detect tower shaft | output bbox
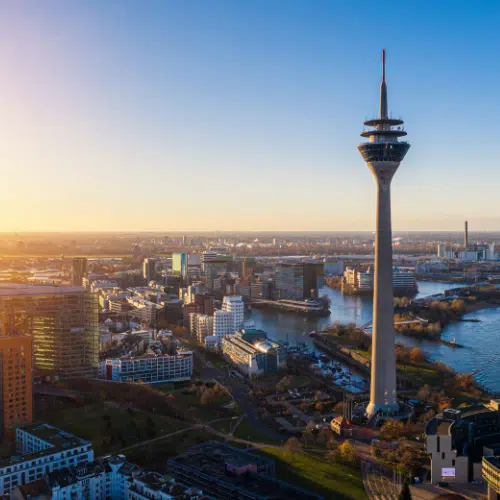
[357,50,410,419]
[366,164,398,416]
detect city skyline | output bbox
[1,1,500,231]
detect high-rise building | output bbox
[172,252,188,280]
[357,50,410,418]
[0,335,33,440]
[71,258,88,286]
[222,295,244,331]
[275,262,324,300]
[464,220,469,249]
[142,257,157,284]
[0,285,99,379]
[241,257,256,279]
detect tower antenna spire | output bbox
[382,48,386,82]
[380,49,388,120]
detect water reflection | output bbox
[247,281,500,393]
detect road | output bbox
[199,355,286,442]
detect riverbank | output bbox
[247,281,500,393]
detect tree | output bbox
[398,479,412,500]
[338,440,356,463]
[409,347,424,364]
[284,437,302,459]
[380,420,405,440]
[417,384,430,401]
[200,388,215,405]
[302,420,315,446]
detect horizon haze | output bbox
[1,1,499,231]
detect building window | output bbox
[442,452,445,460]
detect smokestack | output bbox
[464,221,468,249]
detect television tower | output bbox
[358,50,410,418]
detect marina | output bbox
[246,281,500,394]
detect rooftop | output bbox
[0,284,86,296]
[169,442,321,500]
[14,478,50,499]
[484,456,500,470]
[0,424,91,469]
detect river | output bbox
[246,281,500,393]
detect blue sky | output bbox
[0,1,499,231]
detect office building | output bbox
[241,257,256,279]
[168,442,321,500]
[70,258,88,286]
[193,294,214,314]
[213,310,235,343]
[323,259,344,277]
[127,297,164,324]
[343,266,417,295]
[357,50,410,418]
[221,295,244,331]
[275,262,324,300]
[425,403,500,484]
[221,329,286,377]
[102,351,193,384]
[250,280,271,300]
[0,285,99,379]
[172,252,188,280]
[0,335,33,440]
[189,313,214,344]
[142,258,157,284]
[0,423,93,497]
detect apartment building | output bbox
[0,424,93,496]
[102,351,193,384]
[0,335,33,440]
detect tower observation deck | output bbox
[358,50,410,170]
[358,50,411,419]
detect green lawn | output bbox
[125,429,217,470]
[259,448,367,500]
[233,418,283,445]
[40,404,186,456]
[353,348,444,388]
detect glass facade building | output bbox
[172,252,188,279]
[0,286,99,379]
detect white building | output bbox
[213,310,235,343]
[189,313,214,344]
[204,336,219,351]
[222,295,244,330]
[0,424,93,497]
[12,455,207,500]
[102,351,193,384]
[221,330,287,378]
[127,297,163,323]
